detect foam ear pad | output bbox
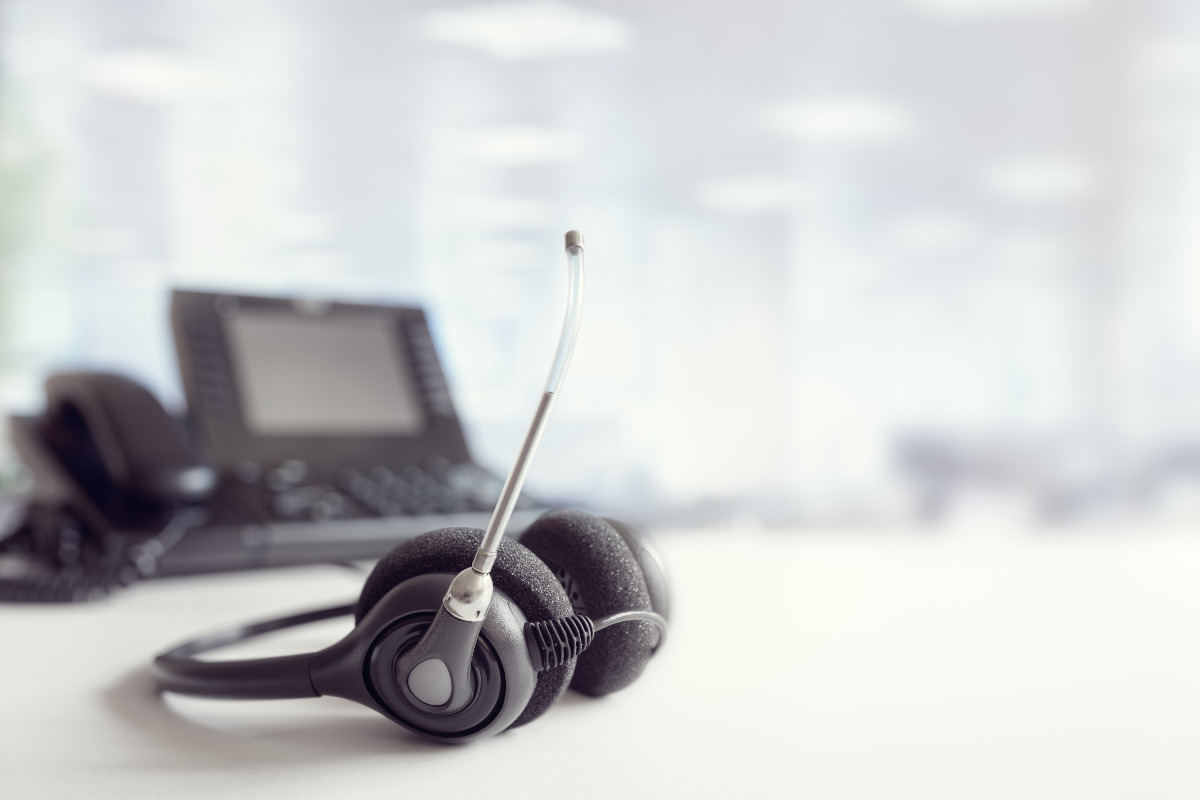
[604,517,670,622]
[519,510,657,697]
[356,527,574,728]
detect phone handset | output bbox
[1,372,215,602]
[43,373,216,507]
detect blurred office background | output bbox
[2,0,1200,528]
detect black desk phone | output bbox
[1,290,539,602]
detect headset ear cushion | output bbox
[520,510,657,697]
[604,517,670,622]
[355,527,575,728]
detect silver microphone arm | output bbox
[443,231,585,622]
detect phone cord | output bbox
[0,505,204,603]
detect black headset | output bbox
[152,232,671,743]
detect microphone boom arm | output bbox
[442,231,585,622]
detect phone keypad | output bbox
[234,459,525,522]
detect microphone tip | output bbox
[564,230,584,251]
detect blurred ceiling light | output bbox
[416,1,634,60]
[994,233,1074,271]
[884,212,977,253]
[450,196,553,228]
[768,98,916,144]
[440,124,582,166]
[82,48,224,102]
[1137,40,1200,78]
[980,157,1097,202]
[694,177,793,214]
[906,0,1090,18]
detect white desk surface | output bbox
[2,527,1199,799]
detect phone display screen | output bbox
[225,311,425,436]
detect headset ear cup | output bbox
[603,517,670,622]
[356,527,576,728]
[520,510,658,697]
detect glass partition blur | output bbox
[3,0,1199,528]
